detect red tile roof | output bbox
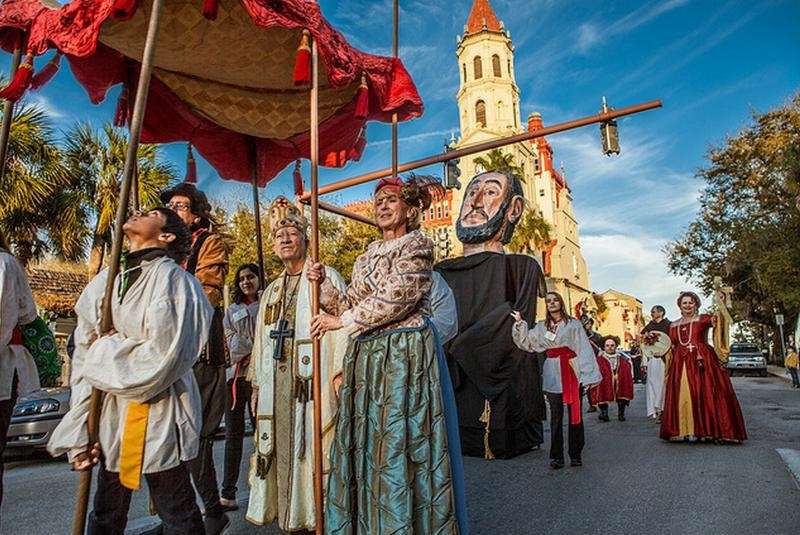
[466,0,502,34]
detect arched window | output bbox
[492,54,501,77]
[475,100,486,127]
[473,56,483,79]
[507,58,512,77]
[462,63,467,83]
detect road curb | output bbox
[767,365,791,383]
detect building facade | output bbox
[596,289,645,349]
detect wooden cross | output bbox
[270,318,294,360]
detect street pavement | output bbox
[3,375,799,534]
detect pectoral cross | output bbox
[270,318,294,361]
[687,342,696,352]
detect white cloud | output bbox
[26,93,66,120]
[576,23,600,53]
[582,232,704,320]
[367,128,456,147]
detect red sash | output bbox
[10,326,22,346]
[546,346,581,425]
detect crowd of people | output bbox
[0,169,758,534]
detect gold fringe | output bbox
[478,399,495,460]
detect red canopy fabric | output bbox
[0,0,424,186]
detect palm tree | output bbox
[507,210,552,254]
[0,104,89,264]
[63,123,177,273]
[473,148,525,181]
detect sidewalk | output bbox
[767,364,792,383]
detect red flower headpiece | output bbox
[374,174,445,211]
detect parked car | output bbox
[726,343,768,376]
[7,387,70,449]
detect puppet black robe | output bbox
[436,252,546,459]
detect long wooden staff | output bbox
[72,1,165,533]
[0,33,24,181]
[308,37,324,535]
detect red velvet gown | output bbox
[660,315,747,442]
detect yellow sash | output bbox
[119,401,150,490]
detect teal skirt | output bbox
[325,324,459,534]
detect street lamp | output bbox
[600,96,620,156]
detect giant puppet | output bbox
[436,170,547,459]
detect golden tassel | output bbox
[478,399,495,460]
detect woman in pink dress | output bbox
[660,291,747,443]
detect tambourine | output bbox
[641,331,671,359]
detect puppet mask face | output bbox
[456,171,521,245]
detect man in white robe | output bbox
[246,197,349,533]
[48,208,212,533]
[0,232,40,508]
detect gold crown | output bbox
[269,196,308,234]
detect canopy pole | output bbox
[300,99,662,200]
[300,198,378,228]
[309,38,325,535]
[0,37,24,181]
[131,165,140,212]
[251,151,266,288]
[72,1,165,534]
[391,0,399,178]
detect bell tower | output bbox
[456,0,521,140]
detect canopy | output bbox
[0,0,424,185]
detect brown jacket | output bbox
[193,232,228,308]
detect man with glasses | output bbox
[161,183,230,535]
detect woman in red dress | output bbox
[660,292,747,443]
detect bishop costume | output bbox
[246,199,349,532]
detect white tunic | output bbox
[430,271,458,344]
[512,318,601,394]
[47,257,212,474]
[223,300,260,381]
[0,249,39,401]
[645,356,665,417]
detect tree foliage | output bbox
[473,148,525,181]
[506,210,552,254]
[665,93,800,338]
[0,104,88,264]
[63,123,177,273]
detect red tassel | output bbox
[202,0,219,20]
[293,30,311,86]
[0,53,34,102]
[113,87,129,127]
[185,144,197,184]
[30,52,61,91]
[112,0,139,21]
[354,73,369,118]
[292,160,304,196]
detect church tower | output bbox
[449,0,540,239]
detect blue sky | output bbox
[7,0,800,317]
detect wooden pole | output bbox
[0,37,24,181]
[251,149,266,288]
[299,198,377,228]
[72,1,165,533]
[300,99,662,200]
[391,0,399,179]
[309,38,325,535]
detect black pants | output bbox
[188,360,227,516]
[546,390,584,463]
[599,400,629,412]
[632,357,642,382]
[88,462,203,535]
[789,368,800,387]
[221,376,254,500]
[0,374,18,508]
